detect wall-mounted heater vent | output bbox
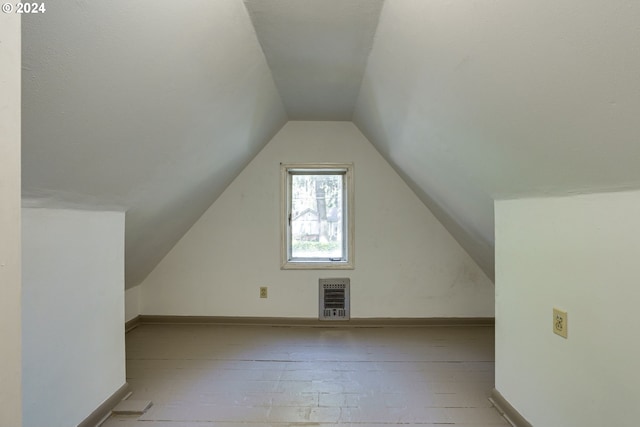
[319,278,350,320]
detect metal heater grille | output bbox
[319,278,350,320]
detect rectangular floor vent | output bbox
[319,278,350,321]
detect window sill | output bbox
[281,260,354,270]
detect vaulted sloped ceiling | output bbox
[244,0,384,120]
[22,1,288,287]
[22,0,640,287]
[354,0,640,279]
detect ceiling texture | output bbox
[22,0,640,287]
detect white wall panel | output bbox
[0,12,22,427]
[22,208,125,427]
[141,122,493,318]
[496,191,640,427]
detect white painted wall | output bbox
[125,286,141,322]
[22,208,126,427]
[495,191,640,427]
[141,122,493,318]
[0,12,22,427]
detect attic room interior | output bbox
[1,0,639,426]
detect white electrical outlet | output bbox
[553,308,568,338]
[259,287,268,298]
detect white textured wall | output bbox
[495,191,640,427]
[22,208,125,427]
[141,122,493,318]
[0,13,22,427]
[125,286,141,322]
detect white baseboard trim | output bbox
[125,315,141,333]
[77,382,130,427]
[490,388,533,427]
[135,315,495,327]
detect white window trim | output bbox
[280,162,354,270]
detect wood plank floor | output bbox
[103,323,508,426]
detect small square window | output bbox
[281,163,354,269]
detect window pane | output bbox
[291,174,343,259]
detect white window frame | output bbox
[280,163,354,270]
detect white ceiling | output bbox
[22,0,640,287]
[22,1,287,287]
[354,0,640,278]
[244,0,384,120]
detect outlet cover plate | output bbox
[553,308,568,338]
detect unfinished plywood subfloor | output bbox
[103,324,508,426]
